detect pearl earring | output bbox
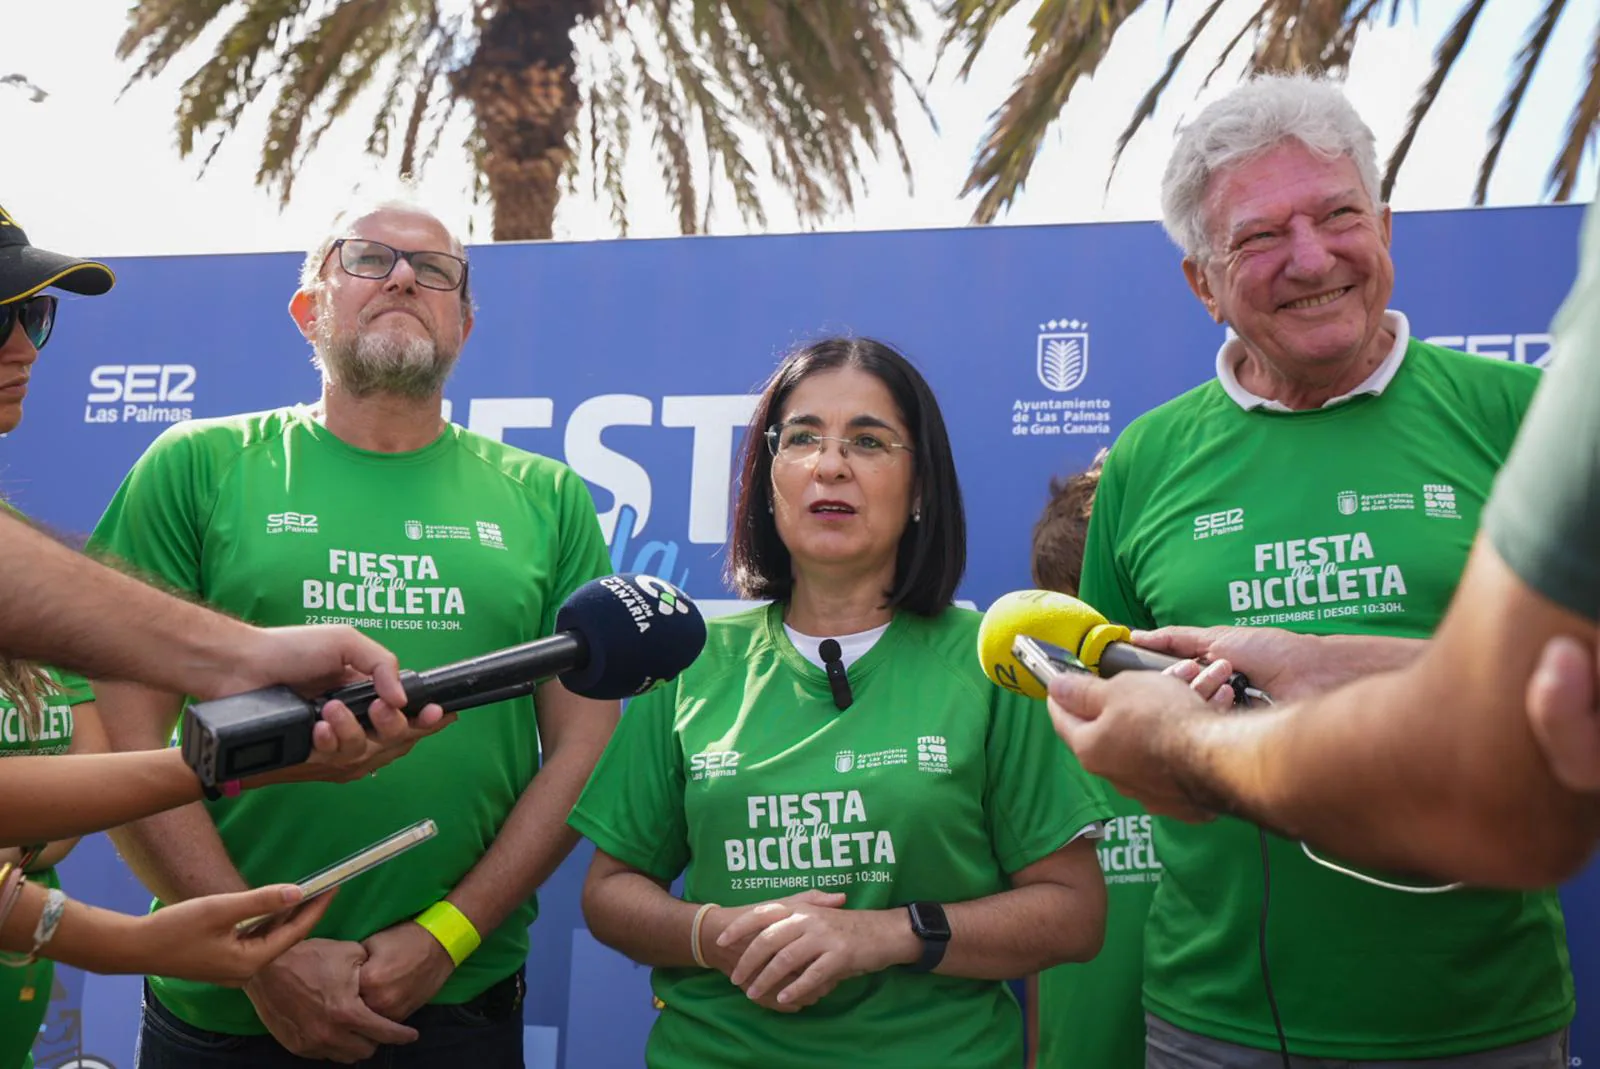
[912,507,922,523]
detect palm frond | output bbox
[1546,9,1600,200]
[1475,0,1570,203]
[254,0,417,202]
[1107,0,1229,188]
[1380,0,1489,201]
[633,47,699,235]
[935,0,1037,80]
[1324,0,1389,69]
[964,0,1143,224]
[1200,8,1267,92]
[620,0,916,231]
[117,0,250,86]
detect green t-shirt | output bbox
[0,669,91,1069]
[1080,339,1573,1059]
[1034,791,1157,1069]
[89,406,611,1035]
[1485,203,1600,623]
[568,603,1111,1069]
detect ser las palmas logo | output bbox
[1037,319,1090,392]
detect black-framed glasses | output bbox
[764,424,912,467]
[0,295,57,351]
[327,238,469,292]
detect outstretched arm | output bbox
[1051,536,1600,888]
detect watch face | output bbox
[909,901,951,940]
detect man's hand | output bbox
[358,920,457,1022]
[719,898,917,1011]
[1047,670,1223,821]
[295,699,455,784]
[244,938,419,1063]
[1526,635,1600,792]
[207,624,454,785]
[208,624,408,703]
[1133,625,1322,701]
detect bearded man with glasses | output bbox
[90,193,618,1068]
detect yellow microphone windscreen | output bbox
[976,589,1110,698]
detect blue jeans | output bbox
[134,970,525,1068]
[1145,1013,1570,1069]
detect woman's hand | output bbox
[716,896,918,1010]
[115,885,335,985]
[695,891,844,1011]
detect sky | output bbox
[1,0,1597,259]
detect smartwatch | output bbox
[904,901,951,972]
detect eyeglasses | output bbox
[327,238,469,292]
[765,424,912,467]
[0,295,57,351]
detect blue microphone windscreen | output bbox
[554,574,707,699]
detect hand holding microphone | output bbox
[972,589,1267,822]
[975,589,1267,706]
[182,573,707,789]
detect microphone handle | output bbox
[1099,640,1257,707]
[1097,642,1183,676]
[319,632,589,722]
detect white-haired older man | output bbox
[91,193,618,1068]
[1054,74,1571,1069]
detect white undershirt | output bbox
[784,622,890,669]
[783,621,1103,845]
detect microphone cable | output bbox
[1241,691,1294,1069]
[1257,825,1292,1069]
[1240,685,1462,1069]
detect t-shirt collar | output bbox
[1215,309,1411,412]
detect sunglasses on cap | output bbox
[0,295,56,351]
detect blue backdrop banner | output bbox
[2,204,1590,1068]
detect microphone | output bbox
[181,573,706,788]
[976,589,1260,703]
[818,639,853,711]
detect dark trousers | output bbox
[1145,1013,1570,1069]
[134,970,525,1068]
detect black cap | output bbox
[0,203,115,304]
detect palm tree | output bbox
[942,0,1598,222]
[118,1,921,240]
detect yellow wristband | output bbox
[414,901,481,967]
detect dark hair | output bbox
[1030,451,1106,597]
[725,336,966,615]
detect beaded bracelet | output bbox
[15,888,67,966]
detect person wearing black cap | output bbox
[0,207,453,1051]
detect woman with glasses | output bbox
[570,336,1111,1069]
[0,207,445,1057]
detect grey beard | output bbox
[314,328,459,399]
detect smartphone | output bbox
[1011,634,1089,690]
[235,818,438,934]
